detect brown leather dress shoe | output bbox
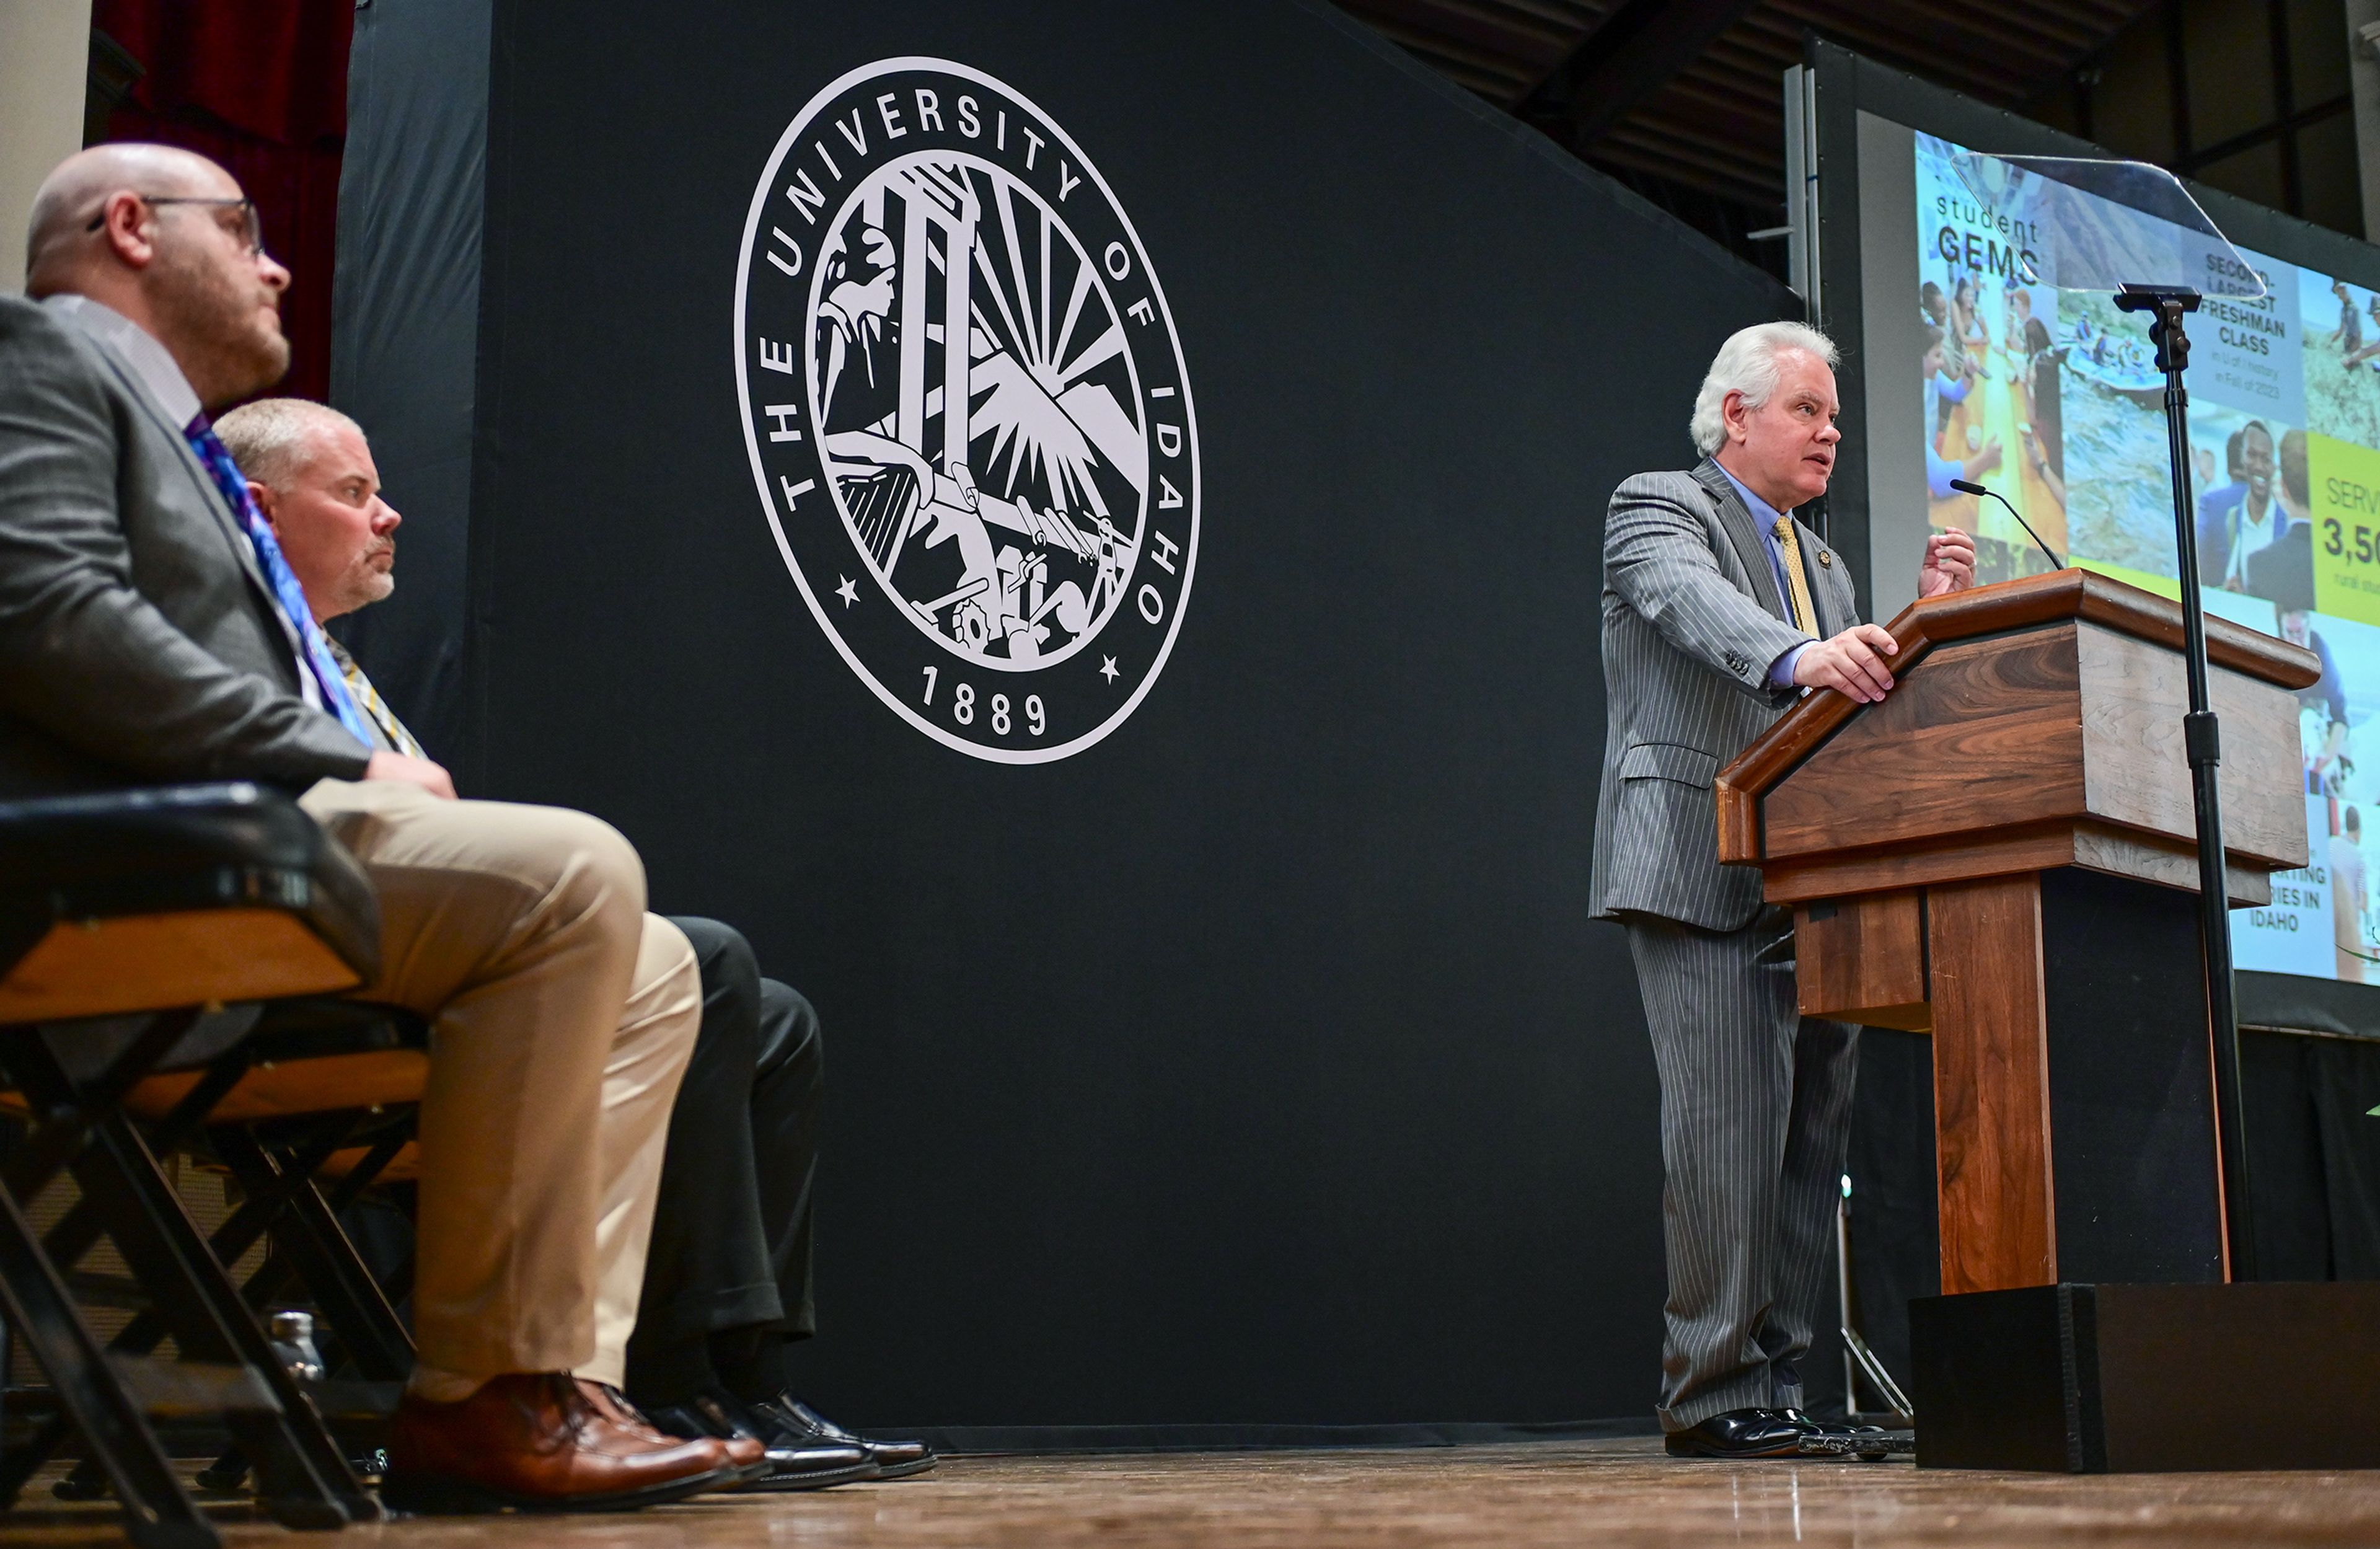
[382,1372,741,1513]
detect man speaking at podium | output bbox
[1592,322,1973,1458]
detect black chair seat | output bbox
[0,783,379,1025]
[127,999,430,1128]
[244,997,426,1062]
[0,785,388,1540]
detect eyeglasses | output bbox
[86,195,266,257]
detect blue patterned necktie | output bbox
[183,417,377,748]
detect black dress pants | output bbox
[624,916,822,1400]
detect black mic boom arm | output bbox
[1949,477,2066,571]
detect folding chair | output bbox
[0,782,386,1547]
[123,994,423,1382]
[42,998,431,1499]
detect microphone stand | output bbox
[2112,281,2257,1281]
[1949,479,2063,571]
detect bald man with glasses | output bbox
[86,192,264,250]
[0,143,746,1513]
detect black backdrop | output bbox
[337,0,1801,1433]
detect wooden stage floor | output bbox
[9,1439,2380,1547]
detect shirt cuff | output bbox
[1768,640,1810,690]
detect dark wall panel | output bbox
[456,0,1796,1428]
[329,0,490,764]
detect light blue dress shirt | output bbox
[1712,461,1815,689]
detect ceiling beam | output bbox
[1513,0,1768,149]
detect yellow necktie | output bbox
[1773,516,1819,638]
[325,638,427,758]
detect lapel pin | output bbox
[1818,550,1833,567]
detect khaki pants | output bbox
[299,779,701,1382]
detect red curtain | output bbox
[91,0,354,404]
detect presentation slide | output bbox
[1909,131,2376,985]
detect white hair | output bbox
[1688,322,1840,456]
[213,398,364,490]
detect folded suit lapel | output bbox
[89,345,280,606]
[1691,458,1791,625]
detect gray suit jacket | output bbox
[0,296,370,798]
[1590,458,1861,930]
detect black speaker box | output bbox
[1912,1281,2380,1472]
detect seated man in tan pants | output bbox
[0,144,744,1512]
[221,395,932,1492]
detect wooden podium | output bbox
[1717,567,2314,1294]
[1712,569,2380,1470]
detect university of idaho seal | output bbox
[734,58,1201,762]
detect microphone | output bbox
[1949,479,2066,571]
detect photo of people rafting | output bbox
[2303,272,2380,448]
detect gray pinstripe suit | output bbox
[1591,458,1862,1432]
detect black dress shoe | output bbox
[1666,1407,1858,1459]
[747,1391,937,1480]
[644,1387,877,1491]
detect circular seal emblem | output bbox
[734,58,1200,763]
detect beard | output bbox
[149,240,291,408]
[331,550,396,618]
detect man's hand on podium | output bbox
[1793,624,1902,704]
[1918,526,1977,598]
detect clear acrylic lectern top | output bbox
[1949,151,2264,298]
